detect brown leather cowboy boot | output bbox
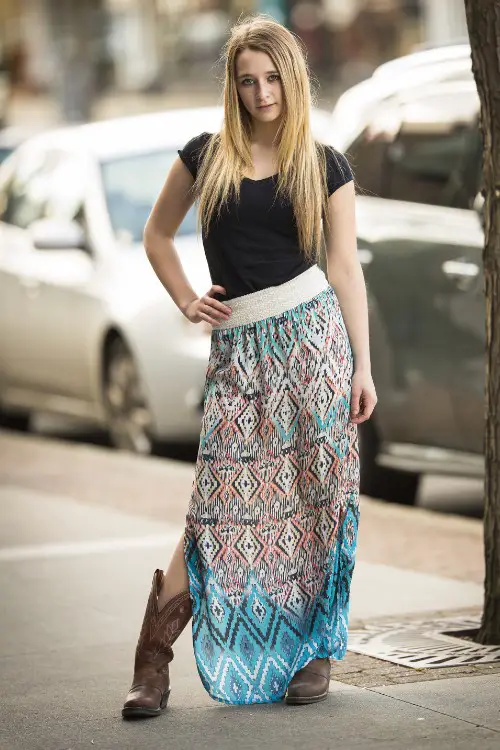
[285,658,331,705]
[122,569,192,718]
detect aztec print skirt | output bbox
[183,264,360,705]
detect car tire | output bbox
[103,337,156,455]
[359,420,420,506]
[0,408,31,432]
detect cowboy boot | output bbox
[122,569,192,718]
[285,658,331,705]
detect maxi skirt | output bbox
[183,264,360,705]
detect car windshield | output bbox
[100,150,197,243]
[0,147,13,164]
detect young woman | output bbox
[122,14,376,715]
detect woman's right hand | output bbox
[184,285,232,326]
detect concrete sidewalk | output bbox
[0,430,498,749]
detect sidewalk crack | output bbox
[365,688,500,734]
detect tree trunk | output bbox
[464,0,500,644]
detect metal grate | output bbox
[347,615,500,668]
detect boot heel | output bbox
[160,688,171,709]
[285,658,331,705]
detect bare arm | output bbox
[323,181,377,423]
[143,158,232,325]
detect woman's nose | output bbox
[256,82,270,100]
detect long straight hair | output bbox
[193,14,342,261]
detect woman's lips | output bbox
[257,103,274,109]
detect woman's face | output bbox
[234,48,283,124]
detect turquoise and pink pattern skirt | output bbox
[183,264,360,705]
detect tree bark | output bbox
[464,0,500,644]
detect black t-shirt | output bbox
[177,132,353,300]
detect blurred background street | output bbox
[1,1,467,127]
[2,2,499,749]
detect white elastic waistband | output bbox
[213,264,330,329]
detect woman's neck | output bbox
[250,119,281,147]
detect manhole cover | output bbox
[347,614,500,668]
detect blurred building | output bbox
[421,0,467,46]
[0,1,24,84]
[0,0,470,122]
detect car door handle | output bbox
[442,259,480,291]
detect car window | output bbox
[0,152,17,220]
[41,152,87,225]
[382,83,479,208]
[386,125,478,208]
[0,147,13,164]
[344,82,481,209]
[461,122,483,207]
[100,150,197,244]
[1,147,52,228]
[345,134,389,198]
[1,147,87,230]
[343,99,403,198]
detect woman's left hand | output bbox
[350,369,377,424]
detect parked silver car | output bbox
[0,105,330,453]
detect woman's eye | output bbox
[240,75,280,86]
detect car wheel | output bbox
[359,420,420,506]
[103,337,155,455]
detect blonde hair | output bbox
[193,13,340,261]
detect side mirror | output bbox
[473,191,485,230]
[29,218,88,251]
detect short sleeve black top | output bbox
[177,132,353,301]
